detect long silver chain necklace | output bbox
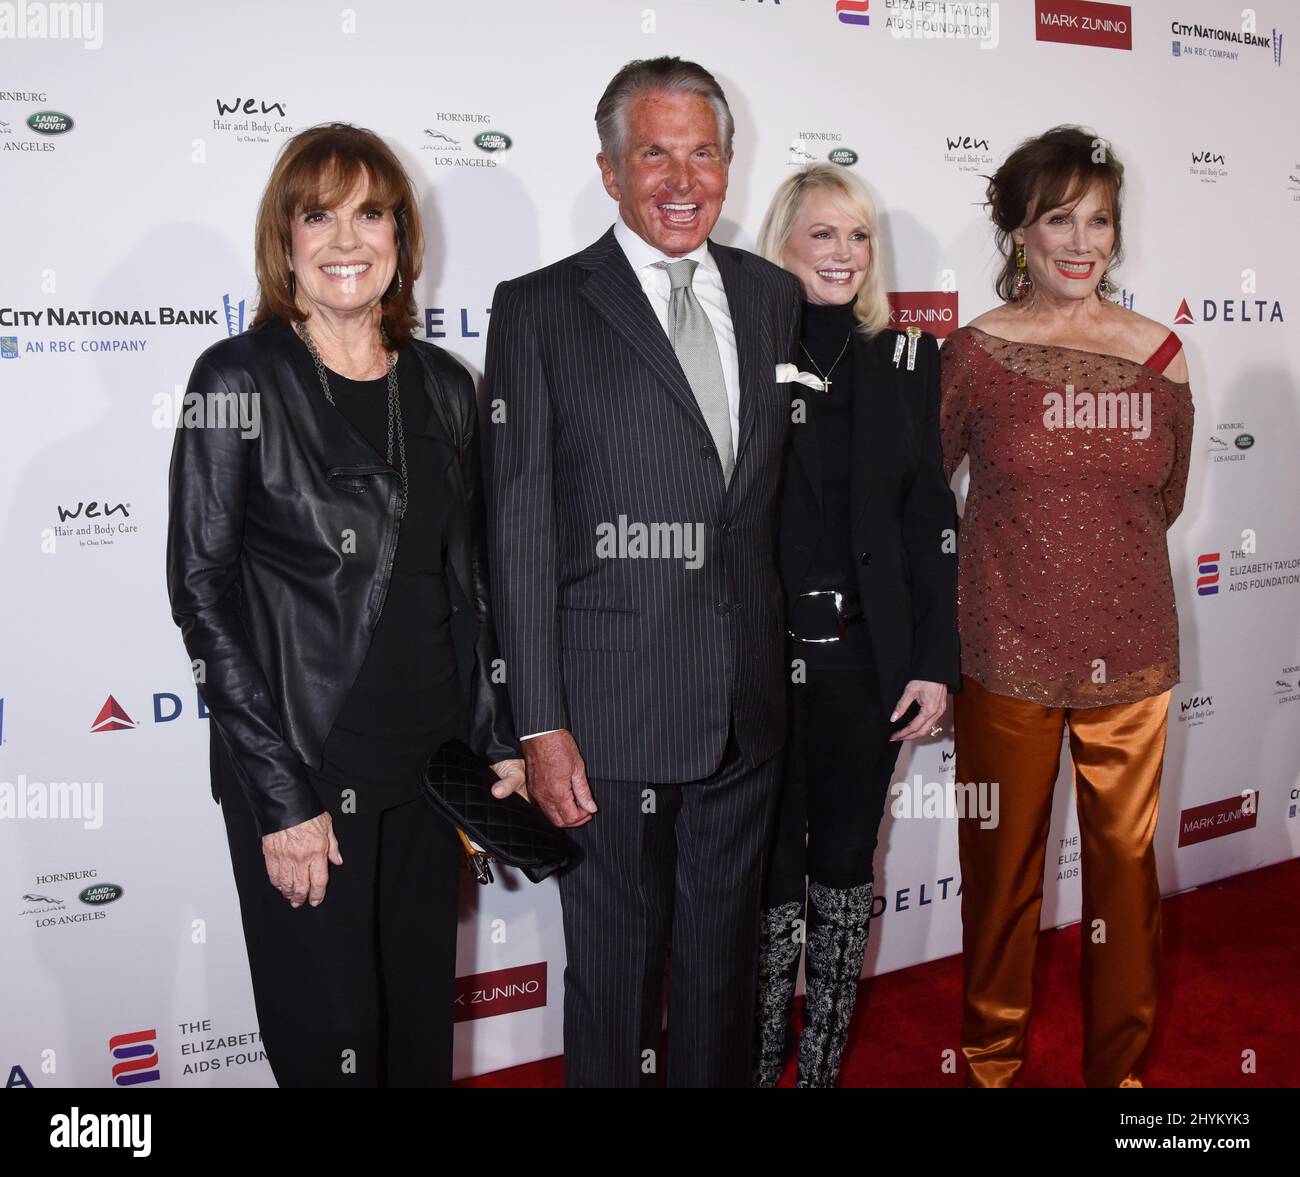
[800,333,852,394]
[294,320,408,518]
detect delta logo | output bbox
[1172,295,1284,324]
[888,292,958,339]
[90,691,209,733]
[1195,552,1220,596]
[109,1029,160,1086]
[836,1,870,27]
[1034,0,1132,51]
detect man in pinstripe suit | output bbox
[484,57,801,1087]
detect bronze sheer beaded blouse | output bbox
[940,326,1193,708]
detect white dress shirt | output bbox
[518,219,743,744]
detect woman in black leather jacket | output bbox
[166,123,523,1088]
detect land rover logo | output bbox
[474,131,511,153]
[1234,433,1255,450]
[828,148,858,167]
[79,883,122,905]
[27,111,73,135]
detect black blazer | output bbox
[779,328,960,709]
[484,227,802,782]
[166,317,518,836]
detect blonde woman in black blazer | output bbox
[752,165,959,1087]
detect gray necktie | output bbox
[655,258,734,486]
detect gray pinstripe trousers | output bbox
[556,739,782,1087]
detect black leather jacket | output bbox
[166,317,518,836]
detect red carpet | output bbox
[459,858,1300,1087]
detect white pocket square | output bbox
[774,363,826,391]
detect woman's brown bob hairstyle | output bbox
[985,125,1124,304]
[251,122,423,343]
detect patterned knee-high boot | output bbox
[796,881,873,1088]
[751,898,805,1087]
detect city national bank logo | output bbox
[888,291,958,339]
[109,1029,160,1086]
[1195,552,1220,596]
[1171,294,1284,324]
[1,302,225,359]
[1170,19,1283,67]
[223,293,245,337]
[1189,148,1228,184]
[836,0,870,27]
[1178,791,1258,847]
[91,691,209,732]
[1176,691,1216,728]
[453,962,547,1023]
[1034,0,1131,50]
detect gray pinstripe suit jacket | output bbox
[484,226,802,784]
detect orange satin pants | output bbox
[954,675,1171,1088]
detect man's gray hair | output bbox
[595,56,735,163]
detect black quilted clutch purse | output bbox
[422,739,579,885]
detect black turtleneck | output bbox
[799,300,859,594]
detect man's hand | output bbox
[262,811,342,908]
[489,757,528,800]
[520,730,597,828]
[889,680,949,742]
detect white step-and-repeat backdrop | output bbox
[2,0,1297,1086]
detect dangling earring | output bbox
[396,270,403,293]
[287,271,296,298]
[1097,269,1115,300]
[1013,242,1033,301]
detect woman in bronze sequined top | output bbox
[940,126,1193,1088]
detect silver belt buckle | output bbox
[788,589,847,643]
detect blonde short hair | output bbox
[756,164,891,337]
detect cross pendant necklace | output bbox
[800,334,852,394]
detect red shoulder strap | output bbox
[1143,330,1182,374]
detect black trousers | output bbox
[765,626,904,904]
[216,742,462,1087]
[556,727,782,1087]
